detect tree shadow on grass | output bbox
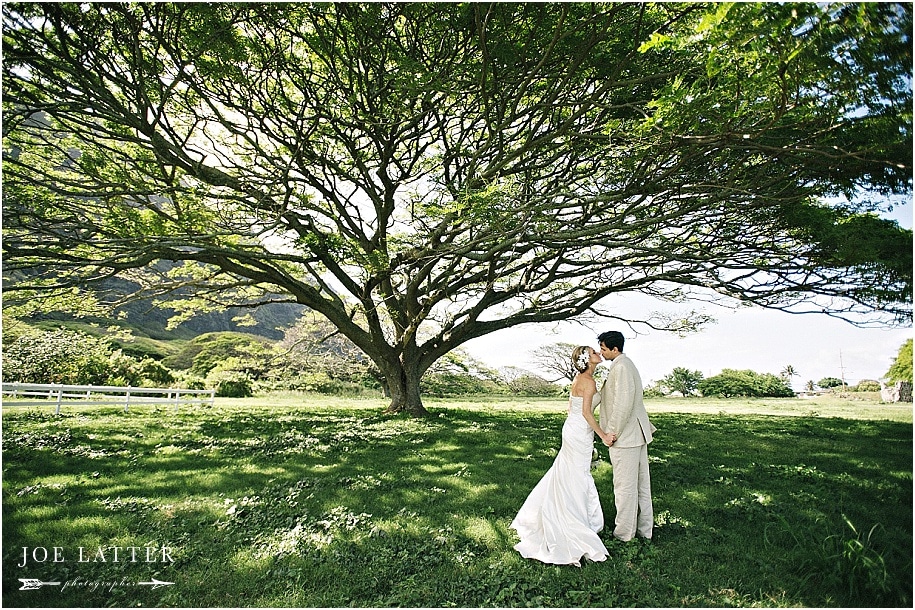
[2,405,911,607]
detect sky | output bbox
[464,202,913,390]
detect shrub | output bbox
[2,328,113,385]
[698,369,794,398]
[258,371,366,395]
[422,372,509,397]
[2,327,184,388]
[643,384,665,398]
[134,357,175,386]
[507,373,563,396]
[104,350,145,386]
[164,332,276,377]
[818,377,845,389]
[172,372,207,390]
[204,356,259,397]
[854,380,881,392]
[206,369,254,397]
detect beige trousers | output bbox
[608,443,653,541]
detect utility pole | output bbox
[839,350,848,391]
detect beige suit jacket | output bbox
[597,353,656,447]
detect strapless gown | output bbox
[510,396,609,566]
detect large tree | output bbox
[885,339,913,384]
[534,342,581,384]
[2,2,911,415]
[661,367,704,397]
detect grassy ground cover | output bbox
[2,394,911,607]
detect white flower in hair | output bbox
[577,351,590,369]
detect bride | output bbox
[510,346,614,566]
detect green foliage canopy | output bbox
[661,367,704,397]
[699,369,795,398]
[1,327,174,387]
[818,377,846,389]
[164,331,276,378]
[2,2,911,414]
[885,339,913,383]
[854,380,882,392]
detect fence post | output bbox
[55,385,63,415]
[125,387,131,412]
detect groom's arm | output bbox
[608,362,636,435]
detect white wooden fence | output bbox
[1,382,215,414]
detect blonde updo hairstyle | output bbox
[571,345,592,374]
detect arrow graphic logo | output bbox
[20,577,175,592]
[138,578,175,590]
[18,578,62,590]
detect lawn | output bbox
[2,394,912,607]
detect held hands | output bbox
[600,431,617,447]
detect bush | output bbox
[818,377,845,389]
[105,351,175,387]
[643,384,665,398]
[853,380,881,392]
[698,369,794,398]
[3,329,114,385]
[206,369,254,397]
[422,372,509,397]
[203,356,258,397]
[256,371,373,395]
[2,328,183,388]
[134,357,175,386]
[164,332,276,377]
[172,372,207,390]
[104,350,145,386]
[507,373,563,397]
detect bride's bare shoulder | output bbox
[570,374,597,396]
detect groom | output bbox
[597,331,657,542]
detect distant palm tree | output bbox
[781,365,800,390]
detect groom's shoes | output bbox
[609,534,652,543]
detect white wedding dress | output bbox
[510,395,609,566]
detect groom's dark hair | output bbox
[597,331,625,352]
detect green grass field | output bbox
[2,394,911,607]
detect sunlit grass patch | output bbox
[461,516,510,549]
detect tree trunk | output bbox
[384,361,429,417]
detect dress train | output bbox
[510,396,609,566]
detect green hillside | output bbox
[18,298,304,361]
